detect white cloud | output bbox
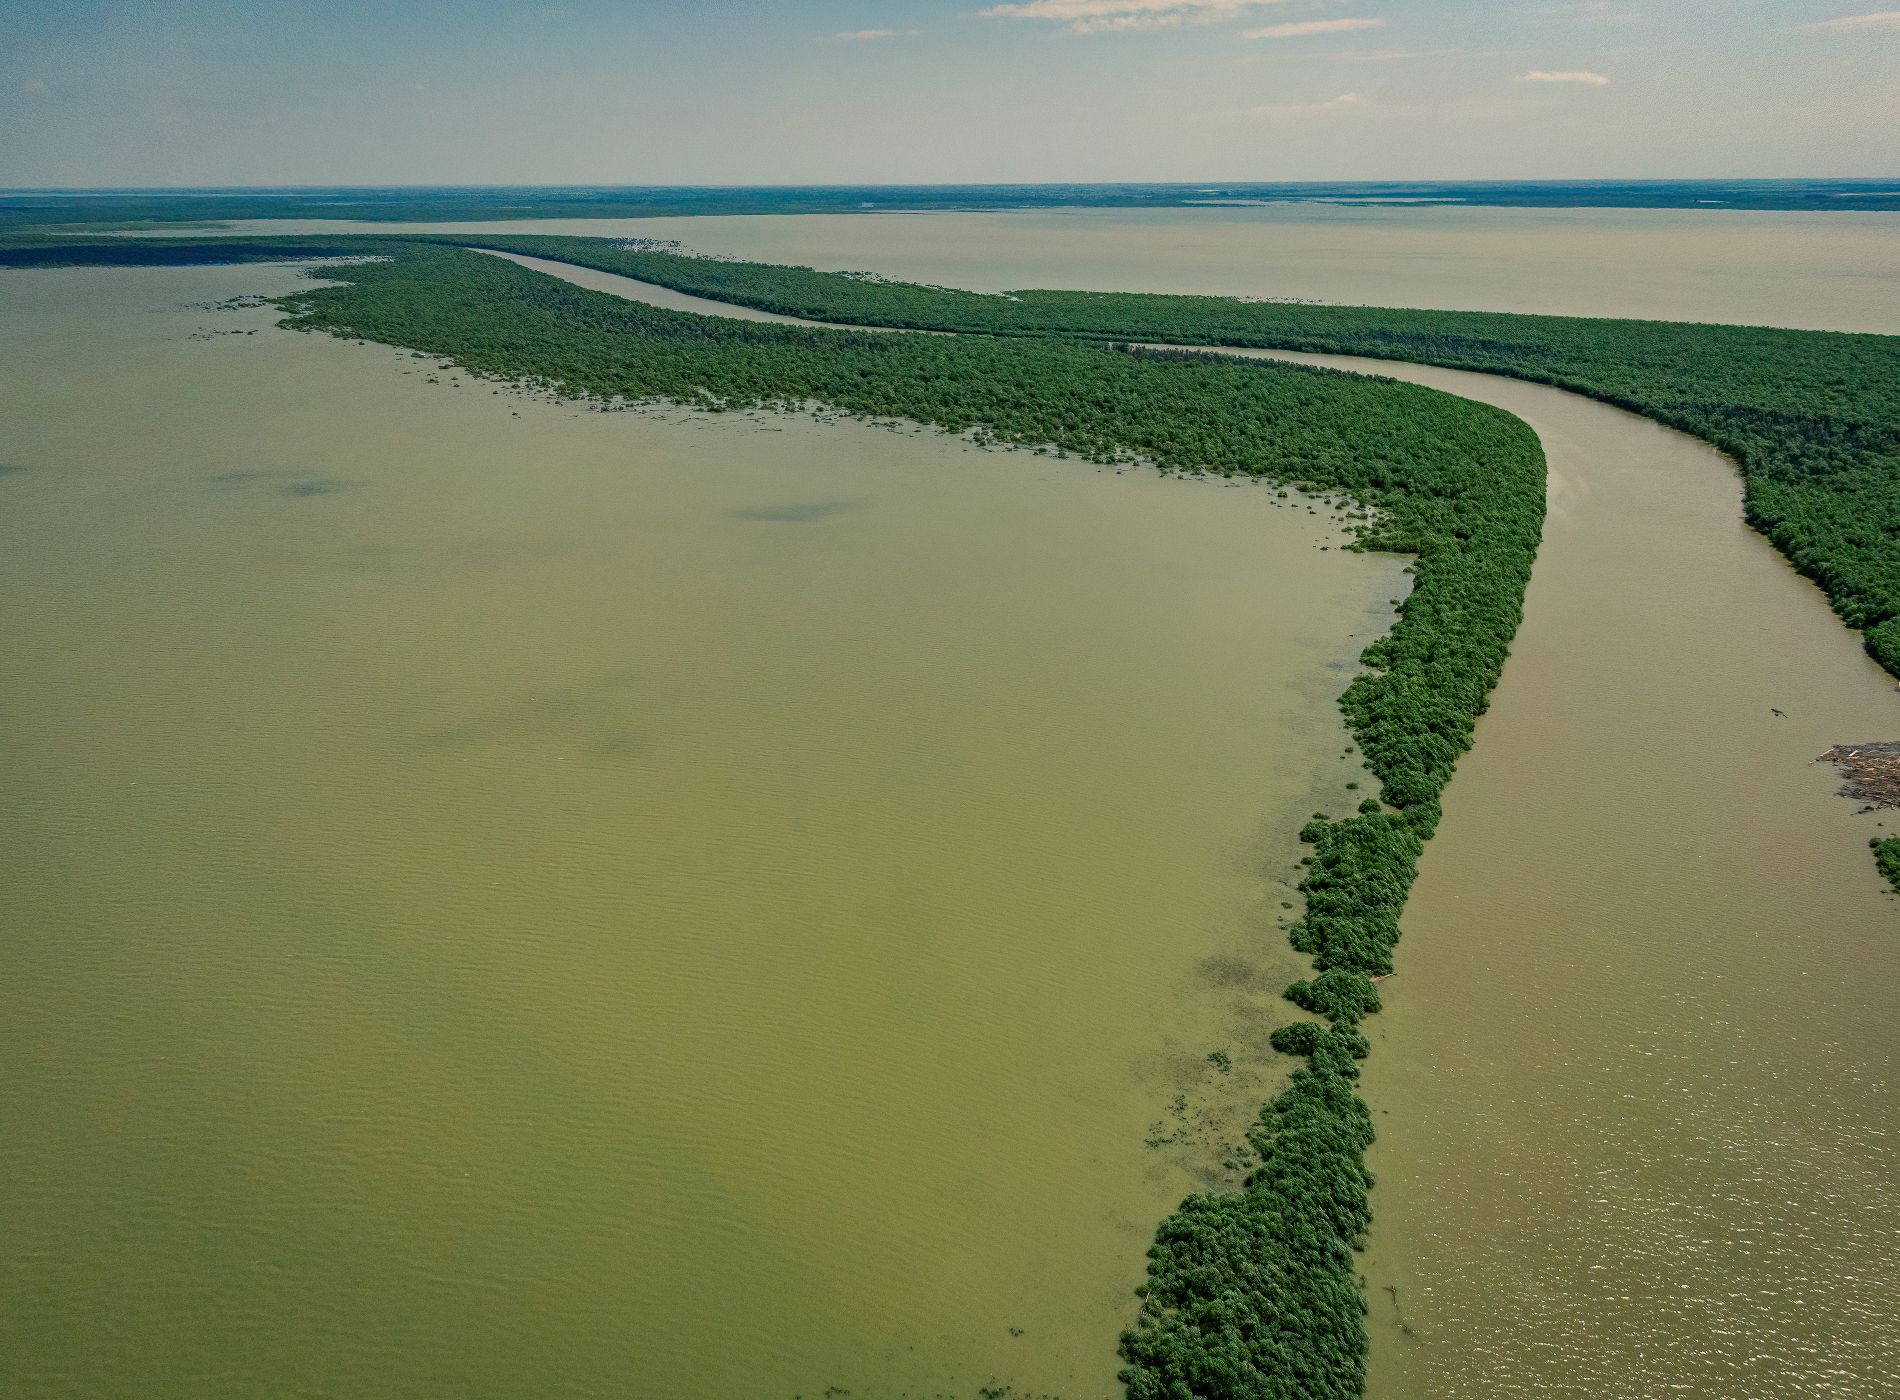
[1332,47,1467,61]
[1244,18,1387,39]
[980,0,1292,34]
[835,28,920,39]
[21,76,51,96]
[1250,91,1363,115]
[1516,69,1611,83]
[1797,10,1900,30]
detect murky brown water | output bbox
[0,264,1399,1399]
[210,206,1900,333]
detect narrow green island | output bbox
[6,229,1895,1396]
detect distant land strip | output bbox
[2,177,1900,230]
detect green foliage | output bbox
[1268,1022,1324,1057]
[1873,837,1900,895]
[1282,971,1383,1026]
[1285,814,1423,978]
[1121,1032,1374,1400]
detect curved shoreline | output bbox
[251,241,1550,1397]
[444,247,1549,1397]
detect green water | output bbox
[0,264,1398,1398]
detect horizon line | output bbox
[5,176,1898,196]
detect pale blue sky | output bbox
[4,1,1896,186]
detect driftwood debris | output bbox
[1819,741,1900,809]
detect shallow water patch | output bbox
[726,498,861,523]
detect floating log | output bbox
[1819,741,1900,809]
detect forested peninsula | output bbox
[271,244,1542,1400]
[5,230,1893,1394]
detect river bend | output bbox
[490,248,1900,1397]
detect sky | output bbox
[3,0,1897,187]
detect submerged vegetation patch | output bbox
[727,499,861,523]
